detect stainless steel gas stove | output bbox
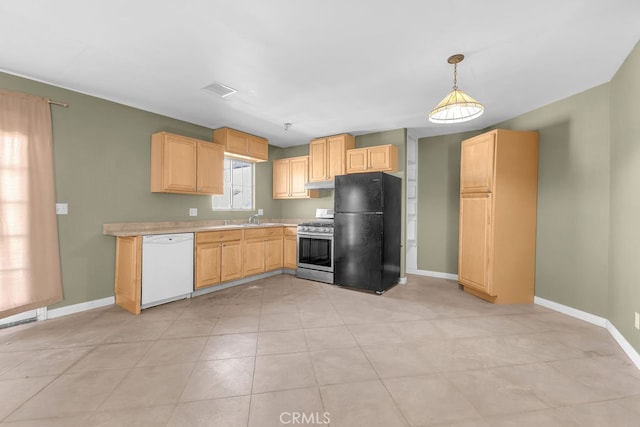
[296,208,334,284]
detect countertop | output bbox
[102,219,301,237]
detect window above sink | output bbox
[212,158,254,211]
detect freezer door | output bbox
[334,172,383,213]
[334,213,383,290]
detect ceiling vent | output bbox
[202,82,237,98]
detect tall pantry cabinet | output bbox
[458,129,539,304]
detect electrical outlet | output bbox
[258,208,264,215]
[635,312,639,330]
[55,203,68,215]
[189,208,198,217]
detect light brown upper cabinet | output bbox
[273,156,319,199]
[213,127,269,162]
[346,144,398,174]
[151,132,224,195]
[460,131,496,193]
[197,140,225,194]
[309,134,355,181]
[457,129,539,304]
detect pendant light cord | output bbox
[453,62,458,91]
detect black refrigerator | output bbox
[334,171,401,294]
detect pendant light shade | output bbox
[429,54,484,124]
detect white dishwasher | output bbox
[141,233,194,308]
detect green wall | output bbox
[0,71,279,308]
[417,42,640,353]
[418,85,611,316]
[609,42,640,351]
[417,130,481,274]
[497,84,611,317]
[1,71,409,310]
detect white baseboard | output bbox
[606,322,640,370]
[534,296,640,371]
[46,296,115,319]
[2,296,115,327]
[40,270,290,320]
[534,297,608,327]
[407,268,458,281]
[399,277,408,285]
[0,309,37,327]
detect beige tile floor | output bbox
[1,274,640,426]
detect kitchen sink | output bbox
[211,223,281,229]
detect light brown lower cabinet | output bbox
[220,241,243,282]
[243,227,284,276]
[283,227,297,269]
[114,236,142,314]
[195,230,243,289]
[265,237,284,271]
[114,226,292,314]
[458,193,493,296]
[244,238,266,277]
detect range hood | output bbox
[305,180,335,190]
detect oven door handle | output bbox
[297,233,333,239]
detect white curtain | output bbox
[0,90,63,318]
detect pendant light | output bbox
[428,54,484,124]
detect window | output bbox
[1,132,29,294]
[212,158,254,210]
[1,91,63,319]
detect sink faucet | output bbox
[248,213,262,224]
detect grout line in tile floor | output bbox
[1,274,640,426]
[245,279,264,427]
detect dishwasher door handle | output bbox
[143,233,194,244]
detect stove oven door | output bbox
[297,233,333,273]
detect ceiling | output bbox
[2,1,639,147]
